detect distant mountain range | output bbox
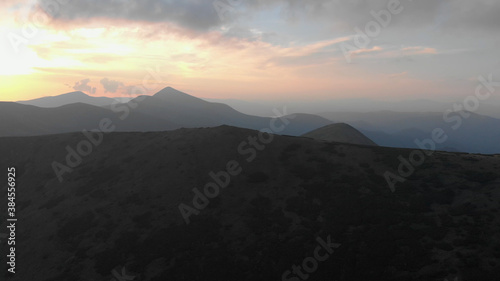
[17,91,121,108]
[207,97,500,119]
[8,87,499,153]
[4,87,332,138]
[0,102,178,137]
[318,111,500,154]
[120,87,332,136]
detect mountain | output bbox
[302,123,378,146]
[124,87,332,136]
[0,102,178,137]
[1,87,332,137]
[1,126,499,280]
[206,97,500,119]
[16,91,500,120]
[17,91,120,108]
[318,111,500,154]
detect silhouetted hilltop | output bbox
[318,111,500,154]
[302,123,378,146]
[0,101,178,137]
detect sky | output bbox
[1,0,500,102]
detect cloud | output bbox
[27,0,500,55]
[38,0,224,32]
[401,47,437,55]
[100,78,124,93]
[245,0,500,32]
[335,44,440,64]
[72,78,96,94]
[351,46,383,56]
[261,38,350,68]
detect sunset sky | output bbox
[1,0,500,102]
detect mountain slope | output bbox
[17,91,119,108]
[302,123,378,146]
[3,87,332,137]
[1,126,499,280]
[126,87,332,136]
[318,111,500,154]
[0,102,178,137]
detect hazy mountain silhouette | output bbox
[0,102,178,137]
[123,87,332,136]
[2,87,332,137]
[302,123,378,146]
[208,97,500,119]
[7,88,499,153]
[17,91,119,108]
[319,111,500,154]
[1,126,499,280]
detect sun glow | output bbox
[0,42,38,75]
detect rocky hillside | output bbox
[1,126,499,281]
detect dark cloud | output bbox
[37,0,500,35]
[72,78,96,94]
[100,78,124,93]
[245,0,500,32]
[38,0,224,32]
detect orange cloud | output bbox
[350,46,384,56]
[401,46,438,55]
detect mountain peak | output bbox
[152,87,205,103]
[61,91,89,97]
[154,87,188,96]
